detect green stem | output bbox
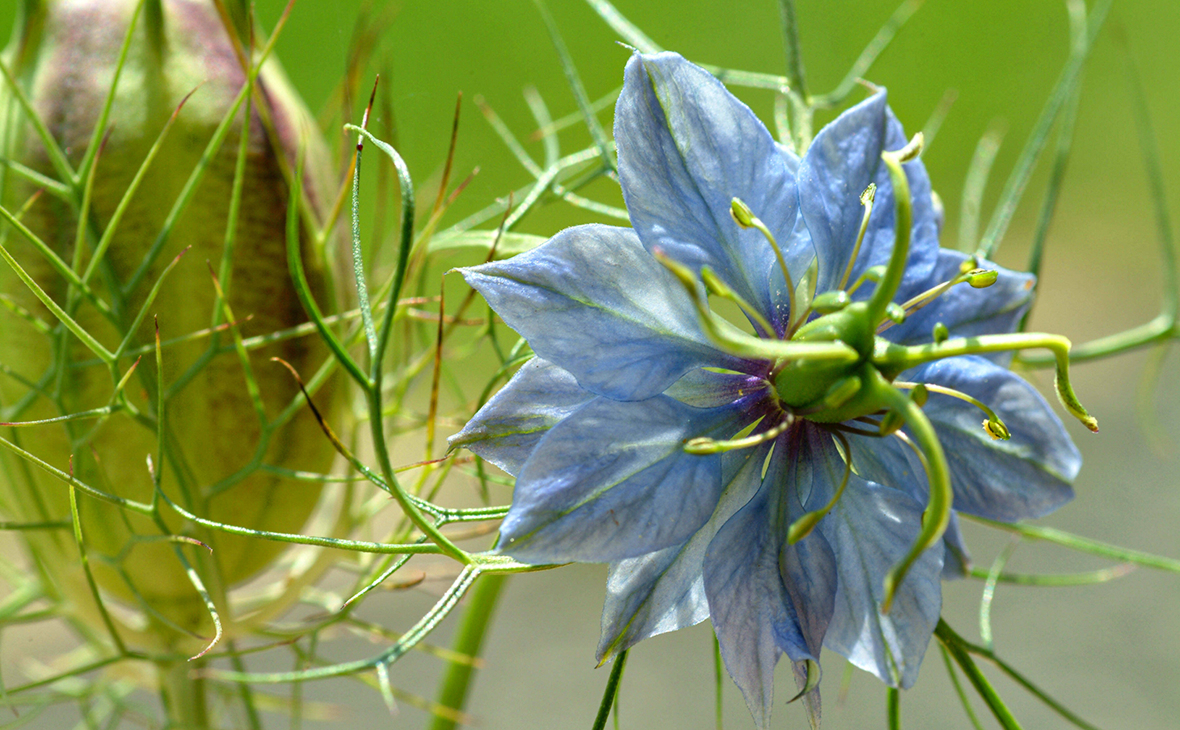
[979,537,1020,650]
[950,629,1106,730]
[777,0,808,100]
[1121,38,1179,323]
[887,687,901,729]
[285,150,369,390]
[428,574,507,730]
[713,634,724,730]
[777,0,813,151]
[962,513,1180,574]
[342,125,467,563]
[67,483,126,655]
[976,0,1110,260]
[967,564,1135,586]
[160,661,210,730]
[940,643,986,730]
[592,650,629,730]
[935,620,1023,730]
[15,0,46,46]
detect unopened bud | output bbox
[886,302,907,324]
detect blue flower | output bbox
[451,52,1089,727]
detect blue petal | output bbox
[448,358,593,476]
[843,432,972,578]
[811,432,942,688]
[596,444,769,663]
[460,224,750,401]
[909,356,1079,521]
[615,52,808,330]
[703,433,836,729]
[800,94,938,296]
[499,394,756,563]
[885,250,1036,349]
[777,142,802,175]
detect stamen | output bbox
[699,265,775,337]
[877,258,999,334]
[684,413,794,454]
[893,131,925,162]
[839,183,877,291]
[894,380,1010,440]
[865,140,920,329]
[731,197,797,330]
[788,431,852,543]
[890,429,930,472]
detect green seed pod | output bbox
[0,0,341,650]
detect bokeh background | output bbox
[2,0,1178,728]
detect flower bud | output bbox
[0,0,341,647]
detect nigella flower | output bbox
[450,52,1096,727]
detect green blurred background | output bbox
[2,0,1178,728]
